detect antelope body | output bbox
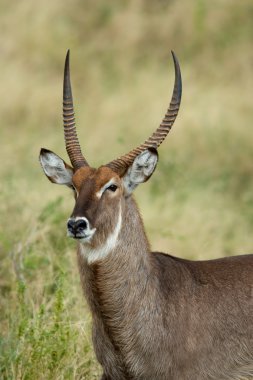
[40,51,253,380]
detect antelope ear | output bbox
[122,149,158,194]
[39,148,74,187]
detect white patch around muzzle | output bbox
[67,216,96,242]
[80,206,122,265]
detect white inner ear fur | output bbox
[40,151,73,185]
[123,149,158,194]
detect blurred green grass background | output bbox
[1,0,253,378]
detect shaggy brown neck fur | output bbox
[76,196,160,375]
[77,196,154,312]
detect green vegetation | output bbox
[1,1,253,378]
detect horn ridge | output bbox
[63,50,88,169]
[106,51,182,176]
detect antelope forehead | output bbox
[72,166,95,189]
[72,166,119,193]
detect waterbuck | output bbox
[39,51,253,380]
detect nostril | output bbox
[75,219,87,231]
[67,219,75,231]
[67,218,88,237]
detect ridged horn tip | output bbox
[171,50,182,101]
[63,49,72,101]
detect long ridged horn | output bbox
[63,50,88,169]
[106,51,182,176]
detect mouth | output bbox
[67,229,96,243]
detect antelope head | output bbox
[39,51,182,253]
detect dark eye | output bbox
[107,184,118,192]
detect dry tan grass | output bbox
[1,1,253,378]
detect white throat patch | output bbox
[80,206,122,265]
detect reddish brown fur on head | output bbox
[72,166,120,197]
[39,147,158,251]
[69,166,123,247]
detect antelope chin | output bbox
[67,228,96,243]
[78,234,95,244]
